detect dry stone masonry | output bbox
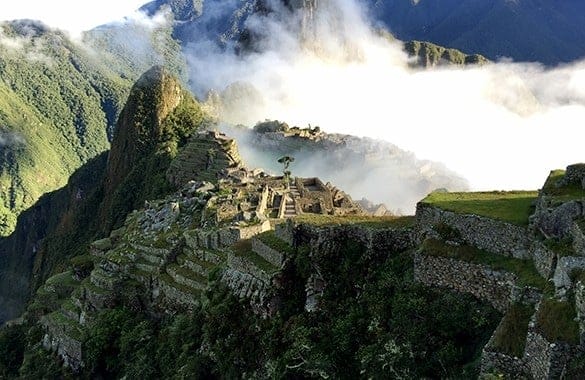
[414,164,585,379]
[415,202,531,259]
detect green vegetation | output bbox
[232,239,279,273]
[536,298,580,345]
[422,239,546,289]
[542,170,585,201]
[422,191,538,226]
[404,40,488,67]
[0,323,26,378]
[2,230,502,379]
[294,214,415,229]
[256,230,294,255]
[544,236,576,258]
[491,303,534,357]
[0,22,135,236]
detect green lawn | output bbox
[422,191,538,226]
[232,239,279,274]
[422,239,546,289]
[256,231,295,255]
[294,214,415,229]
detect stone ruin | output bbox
[560,163,585,190]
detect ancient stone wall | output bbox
[532,197,584,239]
[296,224,415,258]
[524,329,573,379]
[574,281,585,348]
[251,238,284,267]
[413,253,517,313]
[275,221,294,246]
[552,256,585,297]
[481,331,527,378]
[223,267,270,306]
[184,221,271,250]
[227,254,272,283]
[561,164,585,189]
[529,241,557,278]
[256,186,269,215]
[572,222,585,256]
[41,318,83,371]
[415,203,531,258]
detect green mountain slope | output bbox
[0,66,209,325]
[0,21,132,236]
[0,17,187,237]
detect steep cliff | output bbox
[0,67,209,324]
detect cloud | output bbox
[0,22,56,65]
[0,128,25,147]
[0,0,148,37]
[179,0,584,202]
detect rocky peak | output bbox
[104,66,183,192]
[140,0,204,22]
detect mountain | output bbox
[368,0,585,65]
[0,66,209,325]
[0,21,130,236]
[0,15,187,238]
[140,0,585,64]
[3,109,585,377]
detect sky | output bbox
[1,0,584,203]
[0,0,147,36]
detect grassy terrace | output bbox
[422,191,538,226]
[422,239,546,289]
[159,273,202,297]
[542,170,585,202]
[293,214,415,229]
[233,239,279,274]
[536,298,580,345]
[257,231,294,255]
[491,303,534,357]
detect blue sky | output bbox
[1,0,148,35]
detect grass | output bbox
[178,254,215,270]
[422,191,538,226]
[257,230,295,255]
[542,170,585,201]
[422,239,546,289]
[82,278,109,296]
[168,264,207,284]
[544,237,576,258]
[293,214,415,229]
[233,239,279,274]
[535,298,580,345]
[48,311,84,341]
[159,273,202,297]
[491,303,534,357]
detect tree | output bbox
[278,156,295,188]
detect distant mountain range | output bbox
[143,0,585,65]
[368,0,585,65]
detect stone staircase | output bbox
[284,185,300,218]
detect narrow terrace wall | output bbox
[413,253,516,313]
[415,203,531,258]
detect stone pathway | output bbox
[284,185,300,218]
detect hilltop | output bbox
[0,18,185,237]
[1,67,584,376]
[0,67,209,324]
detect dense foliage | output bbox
[1,235,500,378]
[0,21,132,236]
